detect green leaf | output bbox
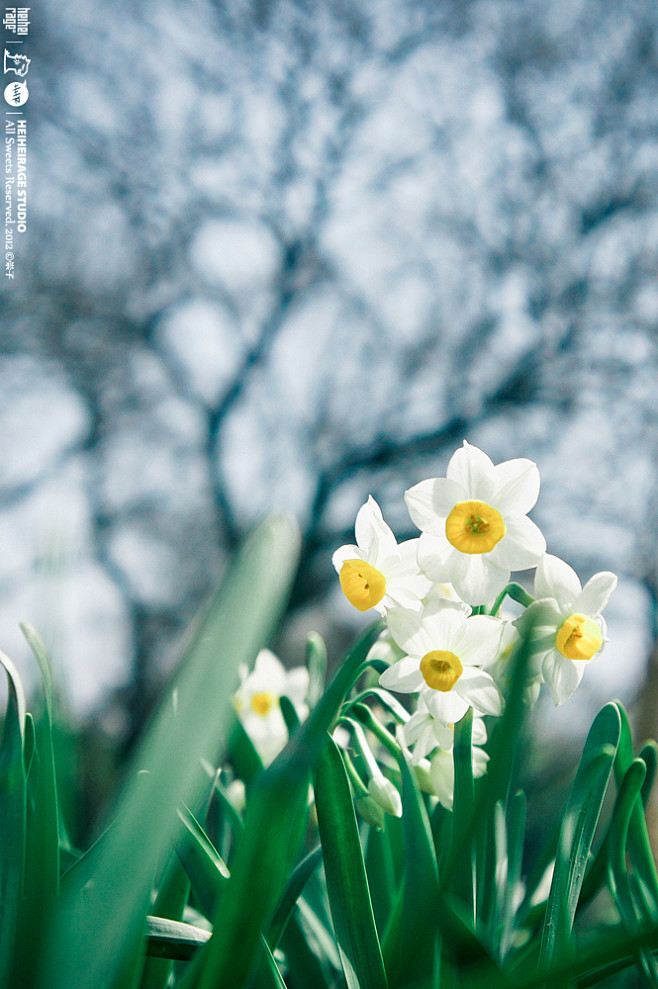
[607,757,658,987]
[306,632,327,708]
[384,741,439,989]
[613,703,658,919]
[267,844,323,948]
[0,649,27,988]
[539,702,620,970]
[228,718,265,789]
[452,708,476,925]
[144,916,210,961]
[192,621,381,989]
[16,627,61,987]
[140,845,191,989]
[314,736,388,989]
[175,804,230,919]
[39,515,300,989]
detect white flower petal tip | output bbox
[368,776,403,817]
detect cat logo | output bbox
[4,51,30,78]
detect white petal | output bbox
[420,604,466,651]
[492,516,546,571]
[454,615,503,667]
[332,544,361,572]
[386,606,425,653]
[355,496,398,563]
[425,687,469,723]
[542,650,586,706]
[253,649,286,692]
[472,747,490,778]
[483,459,541,516]
[410,723,439,762]
[534,554,581,611]
[405,479,460,536]
[430,750,455,810]
[403,710,431,745]
[417,532,454,582]
[431,721,455,749]
[387,538,425,574]
[472,717,488,746]
[457,667,503,716]
[452,554,510,607]
[379,657,424,693]
[284,667,310,706]
[446,442,494,495]
[573,572,618,618]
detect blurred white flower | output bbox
[333,496,430,614]
[405,441,545,606]
[233,649,309,764]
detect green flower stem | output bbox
[340,745,370,799]
[490,582,535,616]
[351,703,400,761]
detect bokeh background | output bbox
[2,0,658,833]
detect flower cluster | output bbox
[333,441,617,810]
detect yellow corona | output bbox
[555,614,602,661]
[251,692,276,716]
[445,500,506,554]
[420,650,464,691]
[339,559,386,611]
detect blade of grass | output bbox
[267,844,323,948]
[144,917,210,960]
[607,757,658,987]
[15,626,61,987]
[39,515,300,989]
[192,622,382,989]
[313,735,388,989]
[452,709,476,925]
[538,702,620,972]
[384,739,439,989]
[0,650,27,988]
[613,703,658,919]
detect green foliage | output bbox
[2,518,658,989]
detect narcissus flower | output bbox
[380,602,503,721]
[233,649,309,763]
[517,554,617,706]
[403,693,488,763]
[405,441,546,606]
[333,496,430,614]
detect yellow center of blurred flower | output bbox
[251,692,276,717]
[445,500,506,554]
[420,650,463,691]
[555,614,602,661]
[339,559,386,611]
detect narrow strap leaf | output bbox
[539,703,620,970]
[314,735,388,989]
[0,650,27,987]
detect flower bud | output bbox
[368,776,402,818]
[354,793,386,830]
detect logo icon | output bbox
[4,80,28,106]
[4,51,30,77]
